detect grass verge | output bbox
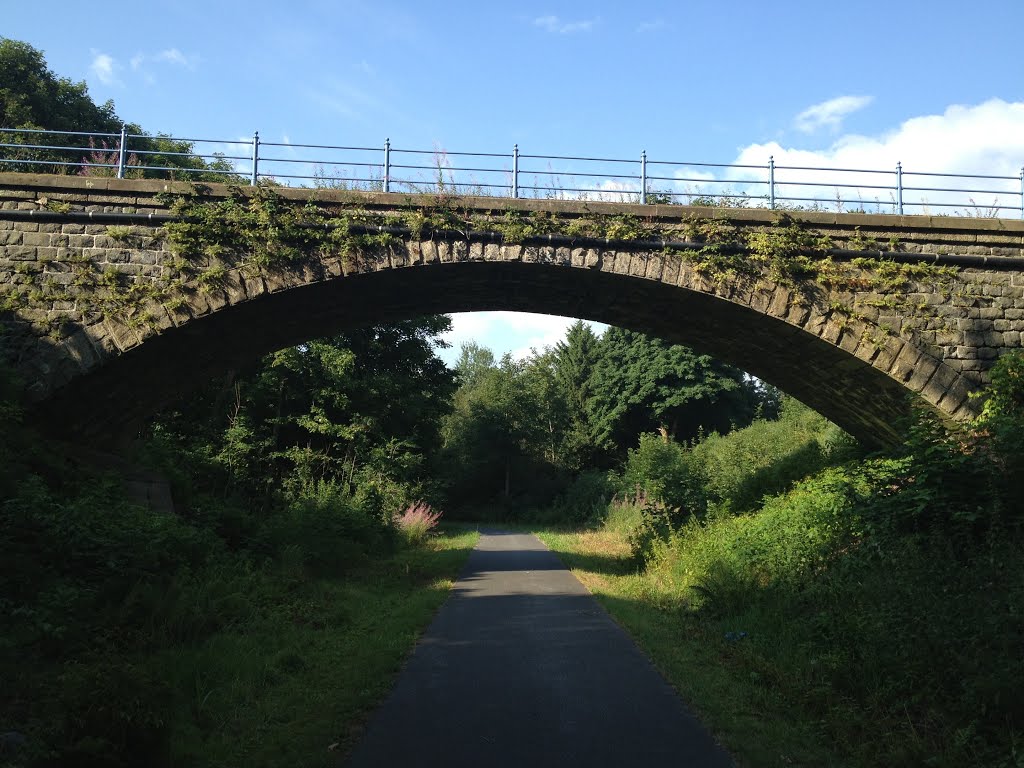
[535,527,855,768]
[69,527,478,768]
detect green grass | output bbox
[535,527,846,767]
[158,526,478,767]
[535,506,1024,768]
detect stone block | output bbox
[644,253,664,281]
[906,353,939,391]
[2,246,36,260]
[403,242,421,265]
[628,254,647,277]
[60,330,99,372]
[102,317,142,352]
[419,240,439,264]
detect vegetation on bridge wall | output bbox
[0,181,974,357]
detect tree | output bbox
[0,38,118,132]
[0,38,238,181]
[552,320,601,469]
[587,327,757,456]
[149,317,457,512]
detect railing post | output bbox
[116,124,128,179]
[383,138,391,193]
[512,144,519,199]
[896,161,904,215]
[250,131,259,186]
[768,155,775,209]
[1019,167,1023,219]
[640,150,648,205]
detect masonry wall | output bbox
[2,173,1024,446]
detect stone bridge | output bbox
[2,173,1024,448]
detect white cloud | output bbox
[128,48,199,84]
[154,48,198,69]
[636,19,665,34]
[533,15,598,34]
[731,99,1024,214]
[795,95,873,133]
[89,50,120,86]
[437,312,605,365]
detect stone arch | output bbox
[27,250,975,449]
[5,175,1017,449]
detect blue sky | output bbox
[6,1,1024,363]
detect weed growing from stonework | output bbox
[0,182,973,356]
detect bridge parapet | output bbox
[2,173,1024,446]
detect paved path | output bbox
[345,529,735,767]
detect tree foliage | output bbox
[587,327,760,456]
[0,37,236,180]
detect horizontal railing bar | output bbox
[777,164,892,175]
[647,174,763,185]
[260,157,382,168]
[776,180,896,191]
[902,200,1019,210]
[522,169,639,181]
[260,141,379,152]
[519,153,637,164]
[0,127,120,138]
[0,158,116,169]
[391,148,511,159]
[0,141,108,154]
[401,181,510,191]
[902,170,1019,181]
[387,163,509,175]
[516,185,640,195]
[904,185,1014,195]
[127,135,251,146]
[646,160,767,170]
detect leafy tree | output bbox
[453,340,496,389]
[0,38,236,180]
[0,38,118,132]
[552,320,602,469]
[442,353,541,502]
[587,327,757,456]
[149,317,457,514]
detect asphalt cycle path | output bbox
[345,529,735,768]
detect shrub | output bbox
[618,432,705,512]
[549,470,614,525]
[394,502,442,545]
[693,397,859,513]
[260,481,394,575]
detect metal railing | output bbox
[2,126,1023,218]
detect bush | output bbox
[394,502,442,545]
[260,482,394,576]
[693,397,859,513]
[618,432,705,512]
[548,470,614,525]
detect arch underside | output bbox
[33,261,946,448]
